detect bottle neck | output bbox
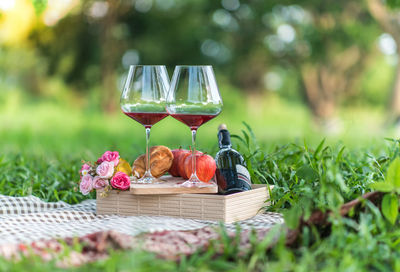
[218,129,232,149]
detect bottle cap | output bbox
[218,124,227,131]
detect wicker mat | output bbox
[0,194,283,246]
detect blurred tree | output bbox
[0,0,44,95]
[29,0,276,110]
[99,0,122,112]
[366,0,400,125]
[120,0,379,126]
[261,1,379,126]
[2,0,384,122]
[29,0,132,112]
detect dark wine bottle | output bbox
[215,124,252,194]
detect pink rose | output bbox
[80,174,93,195]
[110,171,130,190]
[93,176,109,190]
[98,151,119,165]
[96,161,115,179]
[80,163,91,176]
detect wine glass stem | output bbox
[191,129,197,179]
[145,127,151,176]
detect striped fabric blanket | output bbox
[0,194,284,265]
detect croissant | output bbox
[132,146,173,178]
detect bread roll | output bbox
[132,146,173,178]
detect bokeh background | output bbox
[1,0,400,159]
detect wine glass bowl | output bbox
[121,65,170,183]
[167,65,223,187]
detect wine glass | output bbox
[121,65,170,183]
[166,65,223,187]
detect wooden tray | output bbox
[96,184,271,223]
[130,176,218,195]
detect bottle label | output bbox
[236,164,251,186]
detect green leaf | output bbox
[242,121,258,148]
[386,158,400,188]
[32,0,47,15]
[387,0,400,9]
[283,205,301,229]
[335,146,346,163]
[314,138,326,158]
[230,134,246,146]
[296,165,319,181]
[241,130,250,148]
[370,182,394,193]
[382,194,399,225]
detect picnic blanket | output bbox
[0,194,284,246]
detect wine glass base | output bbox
[133,176,159,184]
[180,180,214,188]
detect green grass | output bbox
[1,137,399,271]
[0,89,394,158]
[0,93,399,271]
